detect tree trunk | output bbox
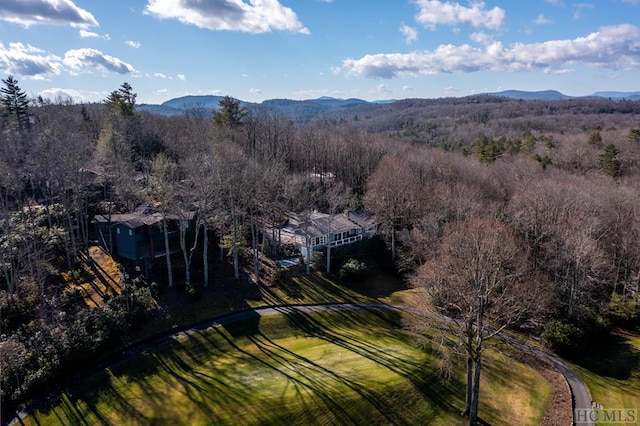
[391,227,397,263]
[326,242,332,274]
[305,235,312,275]
[463,325,474,416]
[469,354,482,426]
[232,214,239,279]
[163,219,174,288]
[251,218,260,285]
[469,298,485,426]
[203,224,209,287]
[180,220,190,284]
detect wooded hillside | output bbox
[1,78,639,415]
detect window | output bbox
[116,227,120,235]
[129,229,133,237]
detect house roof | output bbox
[93,204,196,229]
[292,211,373,239]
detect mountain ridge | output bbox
[136,90,640,118]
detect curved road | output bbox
[159,302,594,426]
[11,303,593,426]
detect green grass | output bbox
[569,331,640,424]
[24,310,551,426]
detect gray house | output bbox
[279,211,376,259]
[93,204,195,261]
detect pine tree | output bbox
[105,82,136,117]
[1,75,31,131]
[599,144,621,177]
[212,96,247,129]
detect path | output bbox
[10,303,593,426]
[133,302,594,425]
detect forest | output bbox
[1,76,640,416]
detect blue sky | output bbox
[1,0,639,104]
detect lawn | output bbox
[23,310,551,426]
[569,331,640,424]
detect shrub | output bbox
[338,258,368,281]
[542,320,585,357]
[311,251,325,271]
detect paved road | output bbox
[9,303,593,426]
[180,302,594,426]
[499,333,593,426]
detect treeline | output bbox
[1,77,639,413]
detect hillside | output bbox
[136,90,640,120]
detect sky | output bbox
[1,0,639,105]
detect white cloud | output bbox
[63,48,135,74]
[545,0,565,6]
[0,42,62,76]
[177,74,186,81]
[79,29,110,39]
[126,40,142,48]
[470,31,493,45]
[249,88,262,94]
[154,72,168,78]
[0,0,98,28]
[402,85,414,92]
[343,24,640,78]
[38,87,91,102]
[533,14,552,25]
[622,0,640,4]
[377,83,391,94]
[400,25,419,44]
[414,0,505,30]
[79,30,98,38]
[543,68,575,75]
[1,42,135,78]
[145,0,309,34]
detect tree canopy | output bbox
[1,75,31,131]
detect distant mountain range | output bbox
[136,90,640,119]
[485,90,640,101]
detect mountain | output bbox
[138,95,370,120]
[161,95,226,110]
[589,91,640,100]
[137,95,229,116]
[137,90,640,119]
[486,90,573,101]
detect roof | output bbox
[292,211,372,239]
[93,204,196,229]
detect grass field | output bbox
[23,310,551,426]
[570,331,640,424]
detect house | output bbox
[279,210,376,259]
[93,204,195,261]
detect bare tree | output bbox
[150,153,177,288]
[363,156,422,263]
[409,218,549,425]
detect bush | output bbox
[338,258,368,281]
[311,251,325,271]
[542,320,585,357]
[608,293,640,330]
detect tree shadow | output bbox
[21,307,465,425]
[577,333,640,380]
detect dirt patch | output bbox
[64,246,124,307]
[521,353,573,426]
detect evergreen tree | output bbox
[599,144,621,177]
[212,96,247,129]
[105,82,136,117]
[1,75,31,131]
